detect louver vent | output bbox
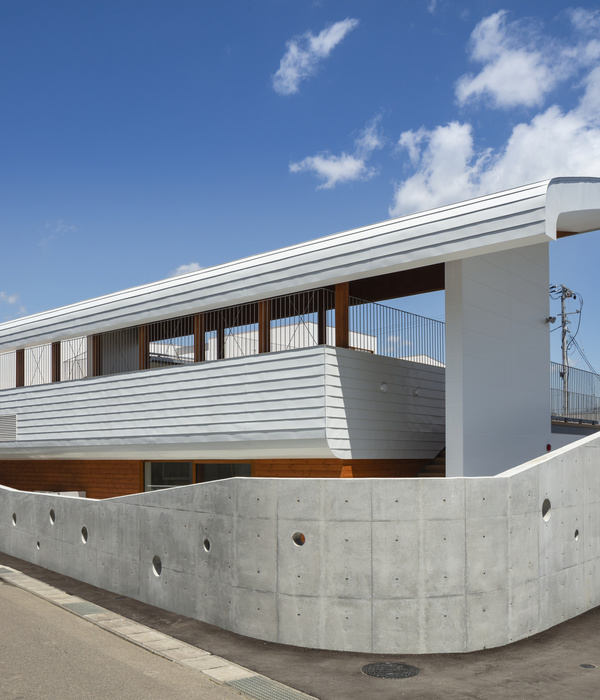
[0,415,16,441]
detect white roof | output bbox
[1,177,600,351]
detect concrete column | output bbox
[445,243,551,476]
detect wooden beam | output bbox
[335,282,349,349]
[138,325,149,370]
[91,335,103,377]
[557,230,581,239]
[15,349,24,388]
[258,300,271,354]
[194,313,206,362]
[51,342,61,383]
[348,263,445,302]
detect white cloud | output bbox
[290,116,383,189]
[0,292,19,306]
[390,65,600,216]
[40,219,78,247]
[456,11,562,109]
[0,291,26,318]
[567,7,600,34]
[290,153,372,189]
[390,11,600,216]
[272,18,359,95]
[170,262,203,277]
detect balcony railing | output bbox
[0,288,445,390]
[551,361,600,424]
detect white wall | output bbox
[326,349,445,460]
[445,243,551,476]
[1,431,599,654]
[0,347,444,461]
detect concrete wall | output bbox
[446,243,551,477]
[1,431,599,654]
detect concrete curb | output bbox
[0,565,318,700]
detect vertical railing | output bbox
[551,361,600,422]
[0,288,447,389]
[348,297,445,366]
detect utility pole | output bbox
[550,284,577,417]
[561,287,572,415]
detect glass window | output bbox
[144,462,193,491]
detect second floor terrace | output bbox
[1,282,598,430]
[0,286,445,390]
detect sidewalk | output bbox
[0,551,598,700]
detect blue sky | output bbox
[2,0,600,369]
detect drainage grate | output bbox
[228,675,315,700]
[63,601,108,616]
[362,662,420,679]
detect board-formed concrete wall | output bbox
[1,431,599,654]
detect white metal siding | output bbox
[324,348,445,459]
[0,348,331,460]
[0,180,567,351]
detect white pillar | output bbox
[445,243,551,477]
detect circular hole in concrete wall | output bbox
[292,532,306,546]
[542,498,551,522]
[152,555,162,577]
[575,529,580,541]
[81,526,88,544]
[203,538,211,552]
[49,509,56,525]
[362,662,420,679]
[36,541,40,550]
[11,513,16,526]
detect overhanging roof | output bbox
[2,177,600,351]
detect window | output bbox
[144,462,193,491]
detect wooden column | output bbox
[216,314,225,360]
[193,313,206,362]
[138,325,149,370]
[317,292,327,345]
[51,342,61,382]
[15,349,24,387]
[258,300,271,354]
[335,282,349,349]
[91,335,103,377]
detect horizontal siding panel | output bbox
[325,348,445,460]
[0,348,330,459]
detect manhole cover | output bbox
[362,662,420,679]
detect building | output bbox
[1,177,600,653]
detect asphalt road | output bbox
[0,580,243,700]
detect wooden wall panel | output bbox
[252,458,428,479]
[0,456,433,501]
[0,460,142,499]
